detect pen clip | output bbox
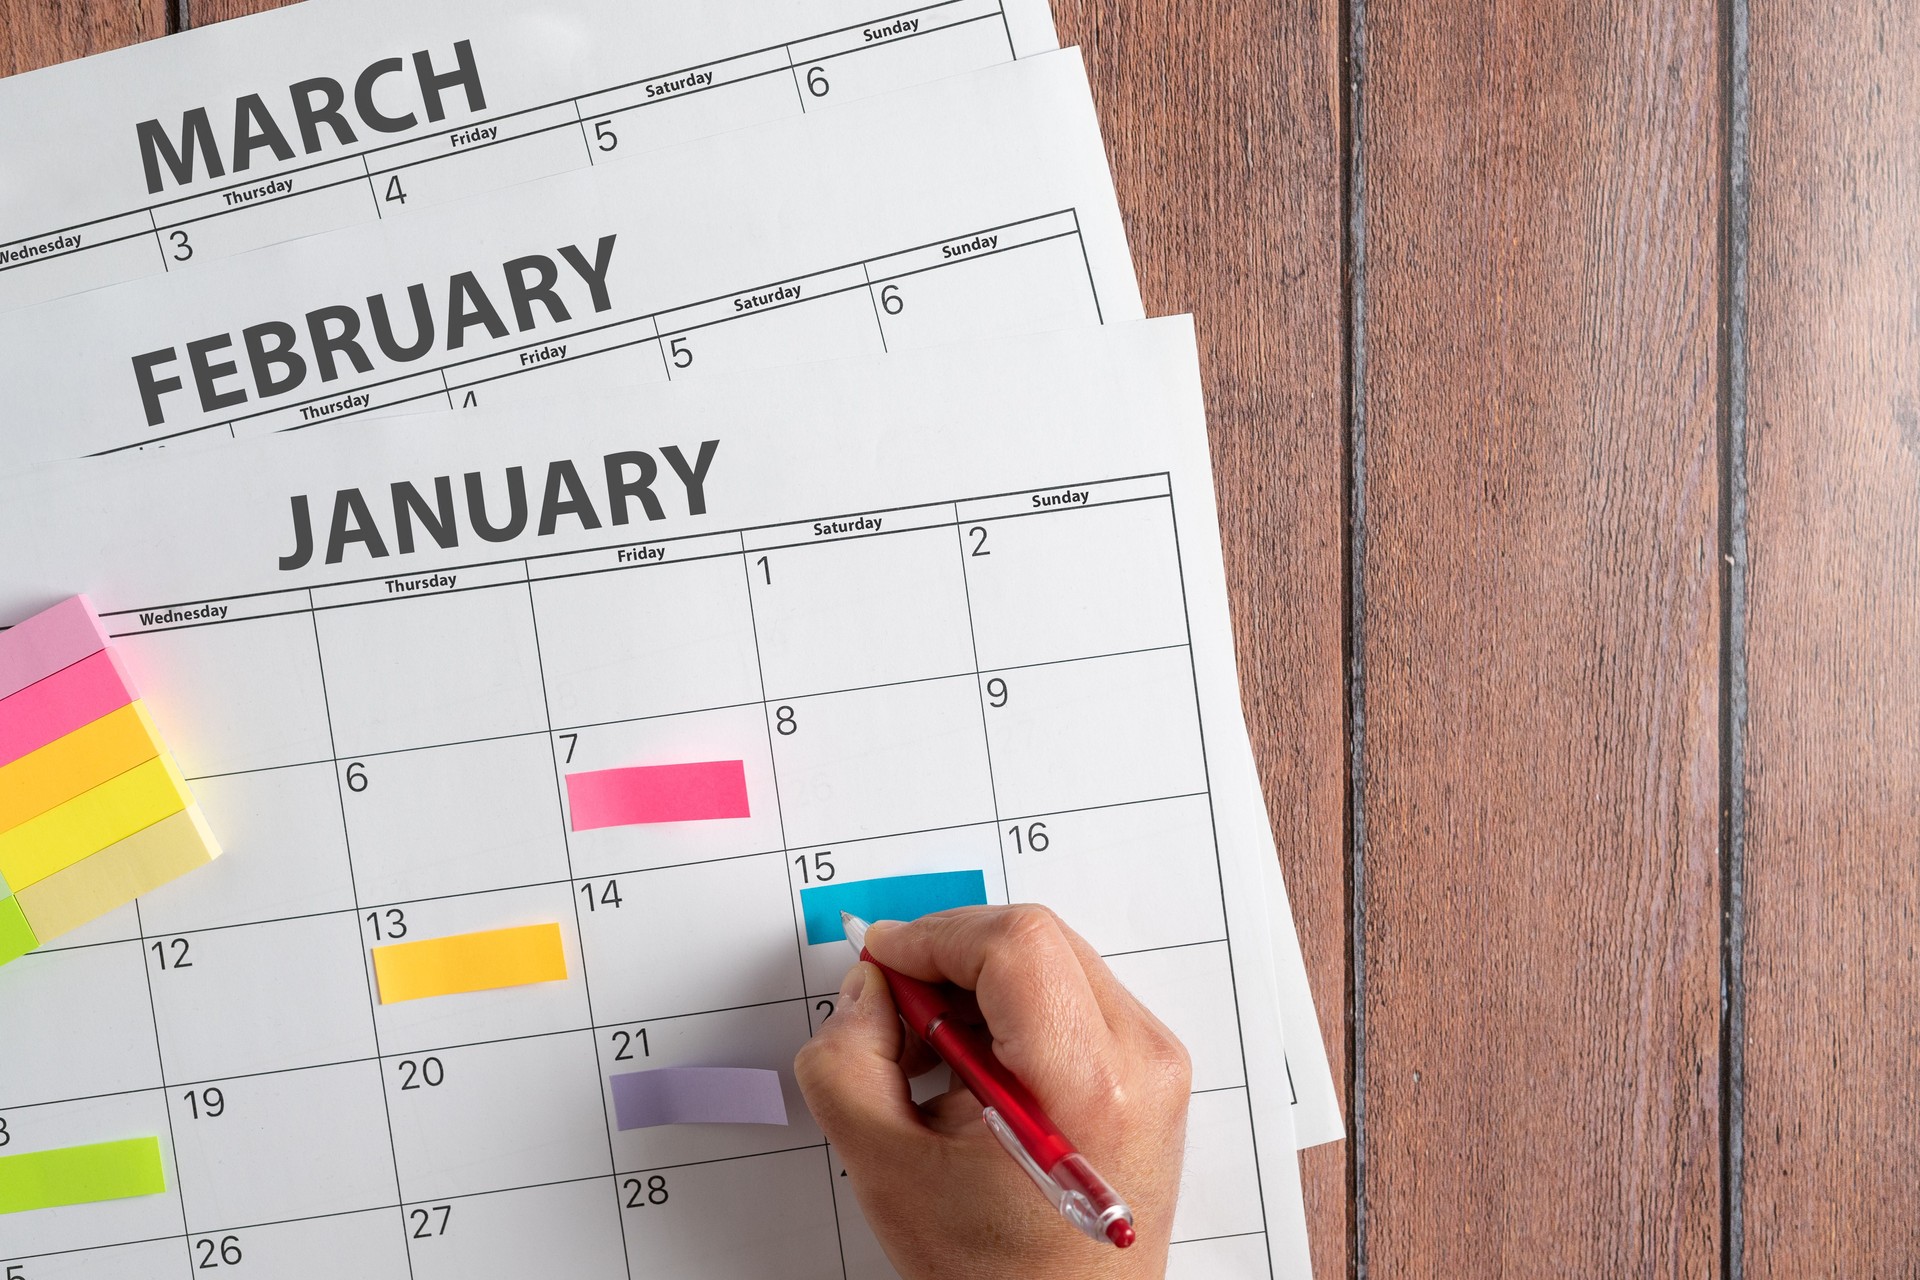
[982,1106,1105,1242]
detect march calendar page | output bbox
[0,320,1308,1279]
[0,0,1058,310]
[0,53,1140,469]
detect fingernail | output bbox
[839,963,868,1005]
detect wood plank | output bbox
[0,0,166,76]
[1357,1,1723,1270]
[1742,3,1920,1273]
[1050,2,1352,1271]
[185,0,294,26]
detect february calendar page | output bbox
[0,320,1308,1278]
[0,0,1058,311]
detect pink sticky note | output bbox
[0,597,110,703]
[0,648,140,769]
[566,761,750,831]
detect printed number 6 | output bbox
[347,762,368,792]
[806,66,830,97]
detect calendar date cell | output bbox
[147,912,377,1081]
[113,611,335,777]
[1103,941,1245,1094]
[981,646,1208,821]
[405,1177,627,1280]
[340,734,569,904]
[530,552,763,727]
[960,494,1189,669]
[999,793,1225,959]
[746,523,976,700]
[313,582,550,757]
[139,762,355,934]
[769,675,996,848]
[385,1030,611,1202]
[0,1090,180,1260]
[578,851,801,1023]
[0,942,164,1107]
[596,999,819,1171]
[1171,1088,1266,1245]
[554,704,780,878]
[171,1060,399,1233]
[177,1208,411,1280]
[366,882,589,1056]
[620,1145,842,1280]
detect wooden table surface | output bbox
[5,0,1914,1273]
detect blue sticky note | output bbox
[800,870,989,945]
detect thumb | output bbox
[795,962,928,1165]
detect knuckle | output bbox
[997,903,1063,947]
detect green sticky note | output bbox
[0,895,35,968]
[0,1137,166,1215]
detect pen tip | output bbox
[1106,1221,1136,1249]
[841,912,869,951]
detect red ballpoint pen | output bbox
[840,911,1137,1248]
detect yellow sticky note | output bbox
[0,896,37,967]
[372,923,569,1003]
[17,805,220,943]
[0,754,191,892]
[0,701,164,836]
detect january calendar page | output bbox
[0,319,1307,1278]
[0,0,1058,311]
[0,53,1140,471]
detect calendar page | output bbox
[0,319,1310,1278]
[0,0,1058,311]
[0,53,1139,469]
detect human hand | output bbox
[794,905,1192,1280]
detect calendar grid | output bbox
[98,207,1099,455]
[0,0,1017,269]
[4,473,1278,1274]
[303,595,422,1280]
[518,569,638,1280]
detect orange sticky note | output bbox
[0,701,164,836]
[371,923,568,1004]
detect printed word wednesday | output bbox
[129,237,617,427]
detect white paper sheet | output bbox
[0,0,1058,311]
[0,319,1310,1278]
[0,53,1136,467]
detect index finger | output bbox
[863,905,1122,1106]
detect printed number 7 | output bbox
[559,733,578,763]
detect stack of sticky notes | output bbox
[0,596,219,967]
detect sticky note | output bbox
[372,923,569,1003]
[0,897,37,968]
[0,1137,167,1216]
[799,870,990,945]
[17,806,220,943]
[0,596,110,704]
[0,701,164,835]
[0,646,139,769]
[611,1067,789,1129]
[0,753,192,892]
[565,761,750,830]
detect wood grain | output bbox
[1049,3,1352,1272]
[1742,3,1920,1274]
[182,0,290,26]
[1356,1,1725,1272]
[0,0,161,75]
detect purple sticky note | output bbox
[611,1067,789,1130]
